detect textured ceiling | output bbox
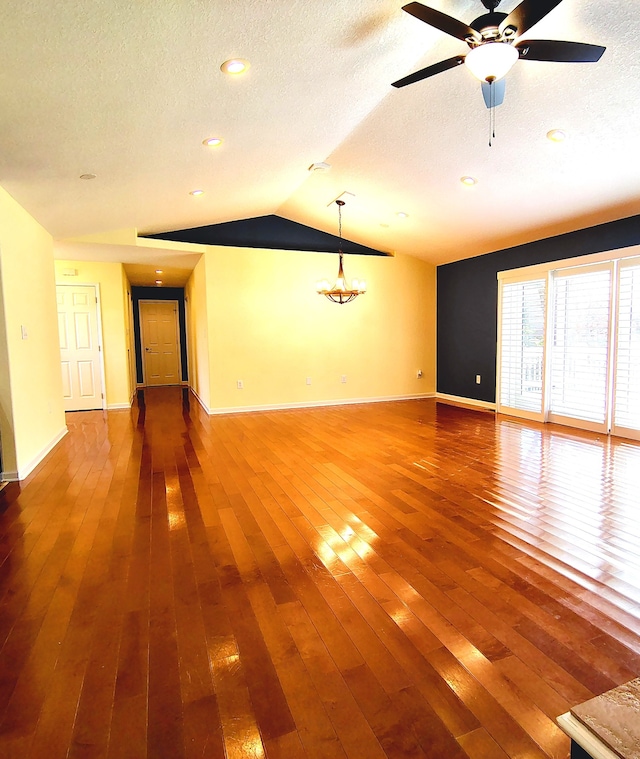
[1,0,638,283]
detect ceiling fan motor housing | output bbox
[469,12,513,45]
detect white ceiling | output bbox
[1,0,638,284]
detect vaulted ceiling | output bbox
[1,0,638,282]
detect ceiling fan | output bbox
[392,0,605,109]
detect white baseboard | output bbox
[436,392,496,412]
[2,425,69,482]
[207,392,435,415]
[189,387,212,414]
[107,402,132,410]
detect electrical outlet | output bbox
[476,375,481,384]
[237,380,243,390]
[341,375,347,384]
[306,377,312,386]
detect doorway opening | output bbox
[131,286,188,387]
[139,300,181,386]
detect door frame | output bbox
[57,282,107,411]
[126,288,137,404]
[138,299,182,387]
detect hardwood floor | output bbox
[1,388,639,758]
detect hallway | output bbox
[0,389,638,758]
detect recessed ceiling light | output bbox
[203,137,223,147]
[155,280,162,286]
[547,129,567,143]
[79,173,96,180]
[308,162,331,172]
[396,212,409,219]
[460,176,477,186]
[189,189,204,196]
[155,269,163,274]
[220,58,249,75]
[380,223,390,228]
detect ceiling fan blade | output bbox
[499,0,563,37]
[482,78,506,109]
[402,2,480,43]
[516,39,606,63]
[392,55,465,88]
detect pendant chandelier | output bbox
[316,200,366,304]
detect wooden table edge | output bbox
[556,712,622,759]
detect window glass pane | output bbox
[614,265,640,431]
[550,269,611,424]
[499,279,545,412]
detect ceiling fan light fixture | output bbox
[464,41,518,82]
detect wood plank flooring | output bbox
[1,388,639,758]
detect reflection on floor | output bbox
[0,388,638,758]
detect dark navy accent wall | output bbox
[143,214,389,256]
[132,287,188,384]
[437,214,640,402]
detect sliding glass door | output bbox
[497,256,640,440]
[612,261,640,440]
[547,265,613,433]
[497,277,546,421]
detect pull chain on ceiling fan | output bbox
[392,0,606,117]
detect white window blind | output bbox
[549,268,611,424]
[614,264,640,432]
[499,279,545,413]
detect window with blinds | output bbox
[614,264,640,433]
[499,279,546,414]
[549,268,612,425]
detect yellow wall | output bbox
[185,256,211,410]
[200,246,435,411]
[0,186,67,479]
[54,260,131,408]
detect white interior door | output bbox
[140,300,181,386]
[57,284,104,411]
